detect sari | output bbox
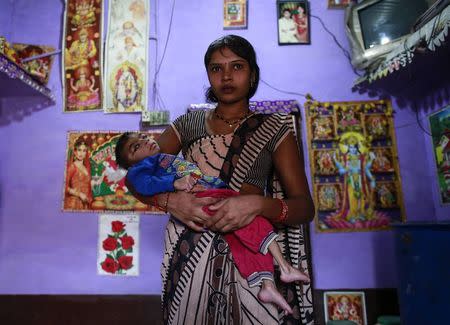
[161,112,314,324]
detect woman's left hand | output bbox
[204,195,262,233]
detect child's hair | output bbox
[115,132,135,170]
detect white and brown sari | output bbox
[161,111,314,324]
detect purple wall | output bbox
[0,0,445,295]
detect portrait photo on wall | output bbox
[324,291,367,325]
[276,0,310,45]
[428,105,450,205]
[62,130,164,214]
[305,99,405,233]
[223,0,248,29]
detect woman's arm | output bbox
[204,132,315,232]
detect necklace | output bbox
[214,109,252,128]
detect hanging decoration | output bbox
[98,214,140,276]
[223,0,248,29]
[62,130,164,213]
[104,0,149,113]
[62,0,103,112]
[428,105,450,205]
[305,99,405,232]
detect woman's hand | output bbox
[167,191,221,232]
[204,194,263,233]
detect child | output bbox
[115,132,310,314]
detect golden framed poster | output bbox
[305,99,405,232]
[223,0,248,29]
[62,130,164,213]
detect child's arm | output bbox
[128,164,177,196]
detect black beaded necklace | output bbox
[213,109,253,128]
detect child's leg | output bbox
[268,240,310,283]
[258,279,293,315]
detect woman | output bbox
[293,4,308,43]
[65,139,93,210]
[128,35,315,324]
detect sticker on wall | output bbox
[327,0,356,9]
[305,99,405,232]
[324,291,367,325]
[428,105,450,205]
[103,0,149,113]
[223,0,248,29]
[62,0,103,112]
[12,43,55,85]
[98,214,139,276]
[276,1,310,45]
[62,130,164,214]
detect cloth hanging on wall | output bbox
[305,99,406,233]
[62,0,103,112]
[103,0,149,113]
[98,214,140,276]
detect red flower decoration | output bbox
[102,237,118,251]
[118,255,133,270]
[111,221,125,233]
[101,257,119,274]
[120,235,135,250]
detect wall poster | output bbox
[223,0,248,29]
[62,130,164,213]
[324,291,367,325]
[63,0,103,112]
[428,105,450,205]
[305,99,405,232]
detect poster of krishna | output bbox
[62,130,163,213]
[305,99,405,232]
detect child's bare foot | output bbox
[258,280,293,315]
[279,264,310,283]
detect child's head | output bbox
[115,132,160,169]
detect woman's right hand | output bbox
[167,191,220,232]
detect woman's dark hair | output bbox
[204,35,260,103]
[115,132,134,170]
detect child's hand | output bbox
[174,174,198,192]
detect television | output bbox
[345,0,441,70]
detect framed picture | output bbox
[62,130,165,214]
[328,0,355,9]
[428,105,450,205]
[324,291,367,325]
[223,0,248,29]
[277,1,310,45]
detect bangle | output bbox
[275,198,288,224]
[162,192,170,213]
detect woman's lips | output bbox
[221,86,235,94]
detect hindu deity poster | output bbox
[62,0,103,112]
[324,291,367,325]
[98,214,140,276]
[305,99,405,232]
[429,105,450,205]
[62,130,163,213]
[12,43,55,85]
[103,0,149,113]
[223,0,248,29]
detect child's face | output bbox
[124,134,160,166]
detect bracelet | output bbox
[275,198,288,224]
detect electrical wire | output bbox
[260,79,308,99]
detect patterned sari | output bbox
[161,112,314,324]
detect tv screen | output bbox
[358,0,431,49]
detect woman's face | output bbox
[297,6,304,14]
[207,47,252,105]
[74,144,88,161]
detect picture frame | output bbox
[328,0,355,9]
[223,0,248,29]
[428,105,450,205]
[324,291,367,325]
[276,0,310,45]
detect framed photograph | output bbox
[324,291,367,325]
[428,105,450,205]
[277,1,310,45]
[223,0,248,29]
[328,0,355,9]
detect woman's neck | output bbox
[215,100,250,119]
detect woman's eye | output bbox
[233,63,243,70]
[210,66,221,72]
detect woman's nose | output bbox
[222,66,232,81]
